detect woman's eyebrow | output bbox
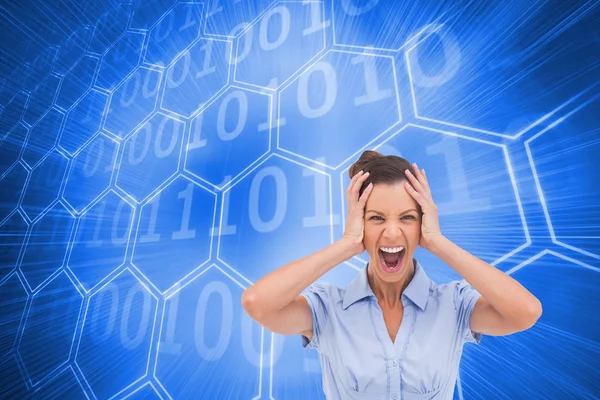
[366,209,418,215]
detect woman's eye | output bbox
[370,216,382,221]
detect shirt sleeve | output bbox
[300,282,330,351]
[453,279,483,345]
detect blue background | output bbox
[0,0,599,399]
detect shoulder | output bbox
[299,281,344,350]
[420,278,483,343]
[425,278,481,312]
[301,281,344,303]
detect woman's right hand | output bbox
[342,170,374,256]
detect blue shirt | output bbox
[301,258,483,400]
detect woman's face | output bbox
[363,181,421,284]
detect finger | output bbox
[358,182,373,205]
[405,168,425,194]
[417,168,431,197]
[404,181,429,208]
[347,170,364,194]
[352,171,370,196]
[414,165,426,185]
[414,165,431,196]
[407,165,432,199]
[411,163,426,186]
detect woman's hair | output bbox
[348,150,414,198]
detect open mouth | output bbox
[378,246,405,273]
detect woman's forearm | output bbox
[429,234,542,327]
[241,238,356,319]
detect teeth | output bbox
[380,246,404,253]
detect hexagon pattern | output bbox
[0,1,598,399]
[68,190,134,291]
[76,268,157,399]
[18,271,83,386]
[20,202,75,291]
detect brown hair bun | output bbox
[348,150,384,178]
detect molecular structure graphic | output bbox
[0,0,599,399]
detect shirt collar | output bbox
[342,257,431,311]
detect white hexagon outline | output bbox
[22,73,63,127]
[93,30,147,93]
[51,24,94,76]
[182,84,274,191]
[19,149,71,225]
[52,54,101,113]
[0,91,30,142]
[524,91,600,261]
[57,88,110,157]
[0,208,30,286]
[1,122,30,175]
[330,0,452,53]
[22,107,66,169]
[232,0,329,92]
[121,380,163,399]
[18,200,78,293]
[88,2,136,57]
[0,271,30,361]
[103,65,164,140]
[128,0,182,33]
[62,131,121,216]
[276,47,402,170]
[65,188,138,294]
[74,266,159,400]
[201,0,277,39]
[129,173,218,295]
[16,268,85,389]
[143,2,206,70]
[216,152,343,285]
[0,162,30,226]
[26,46,60,93]
[0,353,29,393]
[5,67,30,98]
[158,36,234,120]
[459,248,600,397]
[114,111,187,205]
[338,122,531,269]
[153,262,265,400]
[30,364,90,400]
[53,55,102,113]
[402,24,600,141]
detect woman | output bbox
[242,150,543,399]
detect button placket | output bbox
[391,303,415,400]
[370,299,400,400]
[396,305,418,399]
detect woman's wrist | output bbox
[338,235,363,260]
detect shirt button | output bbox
[392,393,398,400]
[391,359,398,366]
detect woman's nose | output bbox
[383,223,404,241]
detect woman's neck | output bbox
[368,258,416,308]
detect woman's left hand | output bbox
[403,163,443,251]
